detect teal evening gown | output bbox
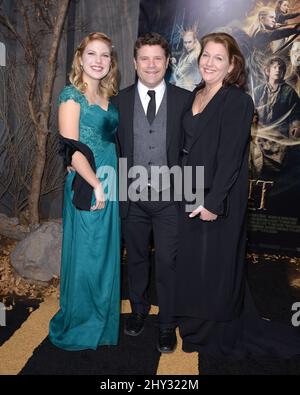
[49,85,120,351]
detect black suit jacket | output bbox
[111,81,190,218]
[184,84,254,216]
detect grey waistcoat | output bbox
[133,89,169,191]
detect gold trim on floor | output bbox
[0,297,198,375]
[0,294,59,375]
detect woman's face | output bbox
[280,1,289,14]
[199,41,233,86]
[80,39,111,82]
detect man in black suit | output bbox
[112,33,190,353]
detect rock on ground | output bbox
[10,222,62,282]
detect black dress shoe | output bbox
[157,328,177,353]
[124,313,146,336]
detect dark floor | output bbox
[198,256,300,375]
[0,297,40,346]
[1,254,300,375]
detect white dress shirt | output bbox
[137,79,166,116]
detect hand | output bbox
[200,208,218,221]
[189,205,218,221]
[91,182,105,211]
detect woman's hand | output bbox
[199,207,218,221]
[189,205,218,221]
[91,182,105,211]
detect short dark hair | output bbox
[264,56,287,80]
[134,32,170,59]
[198,32,247,89]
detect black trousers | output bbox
[122,198,179,329]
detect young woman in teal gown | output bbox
[49,32,120,351]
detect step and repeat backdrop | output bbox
[139,0,300,254]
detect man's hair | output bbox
[134,32,170,59]
[180,26,197,40]
[258,7,275,23]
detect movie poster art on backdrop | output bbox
[139,0,300,254]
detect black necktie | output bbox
[146,90,156,124]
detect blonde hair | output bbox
[69,32,118,98]
[180,26,198,40]
[249,7,275,36]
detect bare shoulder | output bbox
[58,87,80,139]
[59,98,80,110]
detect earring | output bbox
[80,64,83,71]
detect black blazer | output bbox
[184,85,254,216]
[111,82,190,218]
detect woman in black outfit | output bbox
[175,32,300,358]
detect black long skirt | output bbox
[175,182,300,358]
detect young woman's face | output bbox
[81,40,111,82]
[280,1,289,14]
[199,41,233,86]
